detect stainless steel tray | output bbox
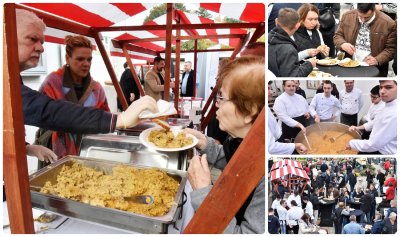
[79,134,189,171]
[29,156,187,233]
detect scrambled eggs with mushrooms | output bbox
[40,161,179,216]
[148,129,192,148]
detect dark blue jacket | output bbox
[180,70,194,97]
[22,84,114,134]
[371,220,384,234]
[268,215,280,234]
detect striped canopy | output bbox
[271,159,303,170]
[270,165,310,181]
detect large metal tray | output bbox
[29,156,187,233]
[79,134,190,171]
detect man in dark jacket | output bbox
[117,62,141,111]
[371,213,384,234]
[360,189,373,223]
[376,169,386,194]
[268,8,316,77]
[268,208,280,234]
[348,170,357,192]
[180,61,194,97]
[17,9,157,134]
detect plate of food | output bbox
[308,71,333,77]
[317,58,340,66]
[338,58,360,67]
[139,127,198,152]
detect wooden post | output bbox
[174,14,181,110]
[121,43,145,97]
[93,32,128,110]
[163,3,173,100]
[183,108,265,233]
[3,3,35,233]
[193,39,198,97]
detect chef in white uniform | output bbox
[339,80,364,126]
[347,80,397,154]
[273,80,310,142]
[268,81,307,154]
[309,80,341,123]
[359,85,385,139]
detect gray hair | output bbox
[16,9,46,32]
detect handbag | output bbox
[319,8,335,30]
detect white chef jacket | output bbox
[349,99,397,154]
[273,92,309,127]
[268,107,296,154]
[277,205,288,221]
[309,93,341,120]
[287,194,302,207]
[286,206,304,226]
[364,100,385,122]
[339,88,364,115]
[304,201,314,220]
[271,199,281,210]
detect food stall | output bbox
[270,161,310,195]
[3,3,265,234]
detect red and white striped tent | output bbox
[270,165,310,181]
[271,159,303,171]
[20,3,264,62]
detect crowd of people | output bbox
[268,3,396,77]
[268,158,397,234]
[268,80,397,155]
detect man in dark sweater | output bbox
[268,208,280,234]
[268,8,316,77]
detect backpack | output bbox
[331,211,338,223]
[319,8,335,30]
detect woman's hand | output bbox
[183,128,207,150]
[188,154,211,190]
[117,96,158,129]
[307,48,320,57]
[26,145,58,163]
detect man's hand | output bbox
[26,145,58,163]
[129,93,135,102]
[116,95,158,129]
[314,115,320,123]
[341,43,356,55]
[188,154,211,190]
[364,55,378,66]
[295,143,308,154]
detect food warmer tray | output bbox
[79,134,191,171]
[29,156,187,233]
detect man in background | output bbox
[180,61,194,97]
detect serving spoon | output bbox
[329,131,348,143]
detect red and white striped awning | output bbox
[196,3,265,23]
[111,10,248,54]
[20,3,153,46]
[270,165,310,181]
[271,159,303,170]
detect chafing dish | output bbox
[29,156,187,233]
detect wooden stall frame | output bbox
[4,3,265,233]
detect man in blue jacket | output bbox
[15,9,157,134]
[180,61,194,97]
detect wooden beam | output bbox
[111,39,157,56]
[118,34,246,44]
[93,22,260,32]
[174,19,181,111]
[165,48,235,53]
[122,43,145,97]
[183,108,265,233]
[15,4,93,37]
[200,101,218,132]
[3,3,35,234]
[193,39,198,97]
[93,33,128,110]
[163,3,173,100]
[229,37,246,60]
[248,22,265,44]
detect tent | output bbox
[271,164,310,195]
[271,159,303,170]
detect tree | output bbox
[143,3,189,23]
[195,7,213,19]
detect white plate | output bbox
[139,127,198,152]
[139,100,177,119]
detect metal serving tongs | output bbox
[123,195,154,205]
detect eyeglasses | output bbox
[216,92,231,104]
[370,94,379,99]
